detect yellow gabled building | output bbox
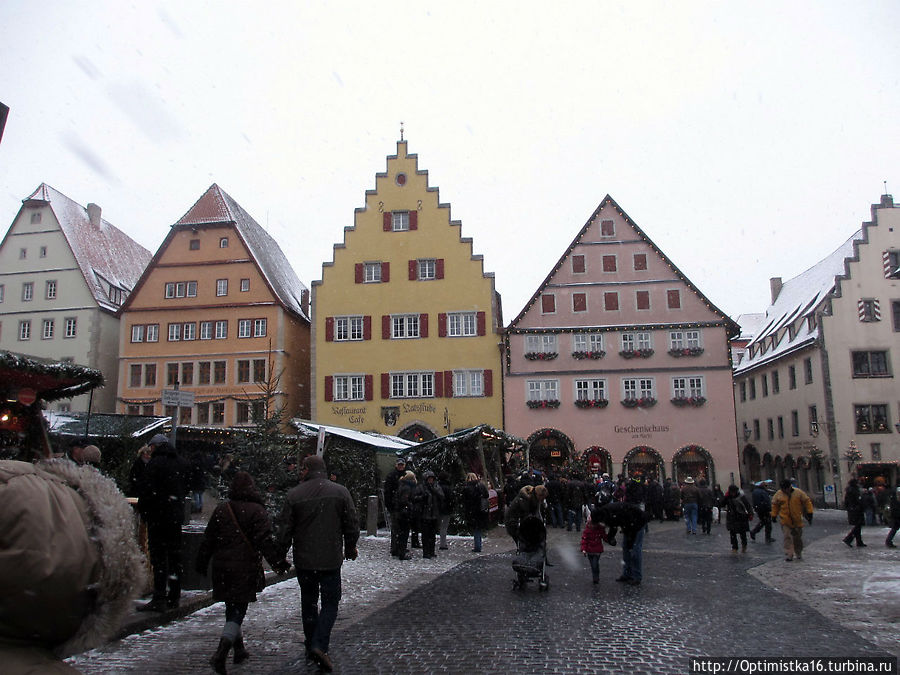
[312,139,503,440]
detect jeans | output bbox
[298,568,342,654]
[549,502,564,528]
[223,601,248,641]
[698,506,713,534]
[421,519,437,557]
[472,527,483,552]
[587,553,600,581]
[682,502,698,533]
[566,507,583,531]
[729,530,748,549]
[438,515,450,548]
[192,490,203,513]
[623,527,645,581]
[750,512,772,540]
[147,519,182,603]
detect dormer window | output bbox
[219,237,229,248]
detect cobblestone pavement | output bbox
[69,510,899,674]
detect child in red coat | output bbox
[581,507,610,584]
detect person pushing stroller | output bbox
[505,485,549,590]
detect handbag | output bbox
[225,502,265,592]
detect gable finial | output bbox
[400,121,404,142]
[885,180,889,195]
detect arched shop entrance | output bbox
[398,423,437,443]
[622,446,664,481]
[673,444,714,486]
[526,428,574,472]
[742,445,761,484]
[583,446,613,476]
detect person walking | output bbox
[393,470,418,560]
[137,433,189,612]
[663,478,680,521]
[277,455,359,673]
[196,471,290,674]
[594,501,650,586]
[417,470,444,559]
[545,472,565,528]
[885,485,900,548]
[697,479,715,535]
[713,484,726,523]
[723,484,752,552]
[565,475,586,532]
[383,456,407,557]
[680,476,700,535]
[842,478,866,548]
[462,472,490,552]
[580,507,610,584]
[749,481,774,543]
[504,484,548,544]
[771,478,814,561]
[437,471,454,550]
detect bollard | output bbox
[367,495,379,536]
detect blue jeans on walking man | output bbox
[683,502,698,534]
[622,527,645,582]
[298,568,342,655]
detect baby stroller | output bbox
[512,514,549,591]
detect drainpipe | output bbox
[817,308,841,507]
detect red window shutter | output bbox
[363,315,372,340]
[382,262,390,282]
[573,293,587,312]
[438,313,447,337]
[409,260,418,280]
[420,313,428,337]
[324,376,333,402]
[636,290,650,310]
[600,220,615,236]
[634,253,647,271]
[434,371,444,397]
[436,259,444,279]
[354,263,364,283]
[325,316,334,341]
[364,374,373,401]
[667,289,681,309]
[572,255,585,273]
[383,212,392,231]
[603,255,617,272]
[541,294,556,314]
[409,211,418,230]
[444,371,454,397]
[381,373,390,398]
[483,369,493,397]
[604,292,619,311]
[477,311,486,336]
[382,315,391,339]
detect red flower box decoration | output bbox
[527,399,561,409]
[619,348,654,359]
[575,398,609,409]
[524,352,558,361]
[621,397,657,408]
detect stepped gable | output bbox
[508,194,737,333]
[22,183,151,312]
[174,184,309,320]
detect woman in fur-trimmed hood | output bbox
[0,458,146,674]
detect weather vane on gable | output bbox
[400,121,404,141]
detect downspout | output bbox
[817,307,842,507]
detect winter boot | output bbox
[210,637,232,674]
[233,635,250,664]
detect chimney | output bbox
[87,203,102,229]
[881,193,894,208]
[770,277,783,304]
[301,289,310,317]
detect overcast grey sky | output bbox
[2,1,898,321]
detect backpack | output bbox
[731,496,748,517]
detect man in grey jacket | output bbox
[277,454,359,673]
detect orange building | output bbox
[117,185,310,427]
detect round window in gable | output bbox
[396,173,407,186]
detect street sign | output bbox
[161,389,195,408]
[824,484,834,493]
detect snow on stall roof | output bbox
[293,420,418,451]
[734,229,863,374]
[25,184,152,312]
[174,185,309,320]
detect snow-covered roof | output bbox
[174,184,309,321]
[22,184,152,312]
[734,230,864,374]
[733,313,766,342]
[44,411,169,438]
[292,420,418,451]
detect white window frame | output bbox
[391,314,420,339]
[621,331,652,351]
[448,312,477,337]
[364,262,382,283]
[525,334,558,354]
[623,377,655,400]
[418,259,436,280]
[392,211,410,231]
[335,316,364,341]
[453,370,484,397]
[238,319,252,338]
[390,371,435,398]
[573,333,603,352]
[182,322,196,341]
[18,320,31,340]
[0,284,4,303]
[215,321,227,339]
[216,279,228,296]
[575,378,606,401]
[46,280,57,299]
[219,237,229,248]
[200,321,213,340]
[146,324,158,342]
[22,282,33,302]
[187,281,197,297]
[42,319,54,340]
[672,376,704,399]
[527,379,559,402]
[131,325,145,343]
[254,318,267,337]
[240,278,250,292]
[168,323,181,341]
[334,374,364,401]
[64,318,76,338]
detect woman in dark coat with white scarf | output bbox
[196,471,289,673]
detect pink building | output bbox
[504,195,740,486]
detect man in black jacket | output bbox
[137,433,189,612]
[277,455,359,673]
[383,456,406,557]
[749,481,774,542]
[594,501,651,586]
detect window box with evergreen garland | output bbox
[527,399,561,409]
[667,347,704,357]
[574,398,609,409]
[524,352,558,361]
[619,348,654,359]
[621,397,657,408]
[572,350,605,360]
[671,396,706,407]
